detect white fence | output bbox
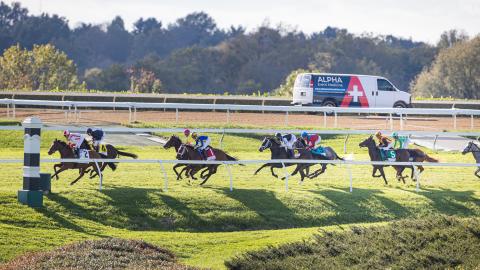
[2,158,480,192]
[2,98,480,129]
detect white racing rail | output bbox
[1,98,480,129]
[2,158,479,192]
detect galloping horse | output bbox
[163,135,206,180]
[292,139,344,179]
[176,143,240,185]
[359,136,438,184]
[254,137,311,181]
[89,144,138,178]
[462,141,480,178]
[48,139,102,185]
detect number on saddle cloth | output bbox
[205,147,216,160]
[381,150,396,161]
[99,144,108,154]
[79,149,90,159]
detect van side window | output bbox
[377,79,395,91]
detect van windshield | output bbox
[294,74,312,88]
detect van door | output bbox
[376,79,396,107]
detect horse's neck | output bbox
[472,145,480,162]
[60,146,74,158]
[270,145,287,158]
[367,145,380,160]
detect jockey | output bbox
[392,132,410,149]
[375,131,393,150]
[184,129,192,145]
[275,132,297,158]
[86,128,105,150]
[192,132,211,160]
[301,131,321,150]
[63,130,88,158]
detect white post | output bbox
[453,114,457,129]
[226,164,233,191]
[95,160,103,191]
[400,114,404,130]
[323,112,327,128]
[433,135,438,151]
[343,135,349,154]
[471,114,474,130]
[6,103,9,118]
[389,113,393,130]
[262,99,265,114]
[175,108,179,124]
[75,105,79,123]
[12,103,16,118]
[285,111,289,126]
[227,109,230,124]
[128,107,132,123]
[413,164,420,192]
[348,164,353,193]
[334,112,338,128]
[282,162,289,192]
[159,161,168,192]
[133,107,137,122]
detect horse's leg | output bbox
[379,167,388,185]
[173,164,184,180]
[271,166,279,178]
[372,166,380,177]
[51,165,67,180]
[52,164,62,180]
[395,166,406,184]
[200,166,217,185]
[475,168,480,178]
[254,164,270,175]
[70,167,86,185]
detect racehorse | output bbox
[176,143,240,185]
[47,139,102,185]
[359,136,438,184]
[163,135,205,180]
[89,144,138,178]
[254,137,310,181]
[462,141,480,178]
[292,139,344,180]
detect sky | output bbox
[13,0,480,44]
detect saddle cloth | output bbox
[205,147,216,161]
[98,144,108,155]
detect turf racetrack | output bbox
[1,130,479,269]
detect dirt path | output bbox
[1,108,479,131]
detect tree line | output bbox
[0,1,477,98]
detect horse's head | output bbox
[48,139,61,155]
[293,138,307,149]
[259,137,275,152]
[164,135,181,150]
[462,141,476,155]
[176,144,188,160]
[359,135,375,148]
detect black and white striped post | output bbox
[18,117,43,207]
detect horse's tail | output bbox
[225,153,245,166]
[117,150,138,159]
[425,155,439,163]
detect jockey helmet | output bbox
[275,132,282,140]
[191,132,198,139]
[86,128,93,135]
[184,129,191,136]
[63,130,70,137]
[375,131,382,138]
[301,131,308,138]
[392,132,398,138]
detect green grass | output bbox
[0,130,479,269]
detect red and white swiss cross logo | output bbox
[340,76,369,107]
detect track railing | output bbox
[2,98,480,129]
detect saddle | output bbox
[199,147,216,160]
[311,146,326,157]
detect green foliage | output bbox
[273,68,319,97]
[225,216,480,270]
[1,238,196,270]
[0,44,81,90]
[411,36,480,99]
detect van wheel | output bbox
[322,100,337,107]
[393,102,407,108]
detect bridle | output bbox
[259,138,272,151]
[177,144,187,158]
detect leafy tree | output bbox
[96,64,129,91]
[437,29,469,49]
[128,67,162,93]
[411,36,480,99]
[0,44,32,89]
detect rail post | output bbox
[343,134,349,154]
[323,112,327,128]
[281,162,289,192]
[12,103,15,118]
[128,106,132,123]
[226,109,230,124]
[159,161,168,192]
[18,117,43,207]
[433,135,439,151]
[6,103,9,118]
[389,113,393,130]
[413,164,420,192]
[285,111,289,126]
[133,107,137,122]
[175,108,179,124]
[226,164,233,191]
[471,114,474,130]
[453,113,457,129]
[334,111,338,128]
[347,163,353,193]
[400,113,404,130]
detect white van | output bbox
[292,73,411,108]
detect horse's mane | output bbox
[56,139,68,147]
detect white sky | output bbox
[13,0,480,44]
